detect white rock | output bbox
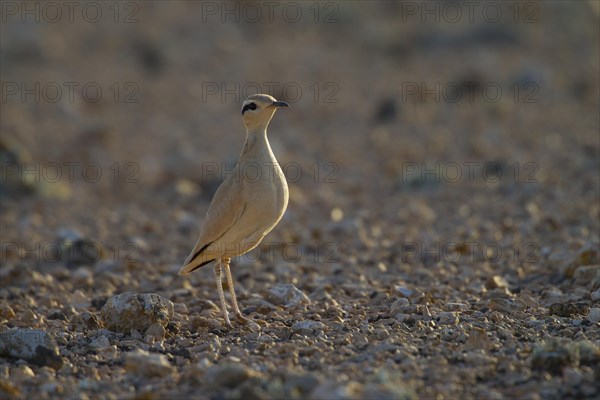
[265,284,310,307]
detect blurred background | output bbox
[1,1,599,398]
[2,1,597,264]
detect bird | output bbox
[179,94,290,329]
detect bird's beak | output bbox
[270,101,290,108]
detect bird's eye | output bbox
[242,102,257,114]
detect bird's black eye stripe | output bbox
[242,102,257,114]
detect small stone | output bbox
[0,328,63,369]
[204,364,256,389]
[0,303,16,319]
[436,312,459,325]
[549,302,589,317]
[124,349,174,378]
[101,292,174,334]
[71,290,91,309]
[590,288,600,301]
[70,311,102,332]
[88,335,110,349]
[145,323,166,343]
[485,275,509,290]
[292,320,326,336]
[72,267,93,286]
[445,302,468,311]
[265,284,310,308]
[389,298,410,315]
[11,365,35,380]
[393,286,413,298]
[586,308,600,323]
[489,298,525,314]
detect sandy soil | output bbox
[1,1,599,399]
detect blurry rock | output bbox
[531,341,578,374]
[11,365,35,381]
[435,312,458,325]
[573,265,600,284]
[72,267,93,286]
[265,284,310,308]
[485,275,509,290]
[549,302,589,317]
[393,286,413,298]
[145,323,166,344]
[204,364,257,389]
[70,311,102,332]
[489,298,525,314]
[0,328,63,369]
[101,292,174,334]
[88,335,110,349]
[372,98,397,124]
[591,288,600,301]
[0,379,21,397]
[465,327,491,351]
[586,308,600,323]
[292,320,325,336]
[57,228,103,267]
[71,290,91,309]
[124,349,174,378]
[0,304,16,320]
[311,381,363,400]
[389,298,410,315]
[445,302,468,311]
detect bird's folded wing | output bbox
[181,177,247,268]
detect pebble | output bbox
[445,302,468,311]
[265,284,310,308]
[88,335,110,349]
[489,298,525,314]
[590,288,600,301]
[0,328,63,369]
[124,349,174,378]
[70,311,102,332]
[393,286,413,298]
[486,275,509,290]
[549,302,589,317]
[436,312,459,325]
[586,308,600,323]
[389,298,410,315]
[292,320,326,336]
[101,292,174,334]
[204,364,257,389]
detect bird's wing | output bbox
[179,176,247,273]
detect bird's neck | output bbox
[241,128,273,159]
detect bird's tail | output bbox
[178,258,216,275]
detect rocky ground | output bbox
[1,1,599,399]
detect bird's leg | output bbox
[214,261,233,328]
[223,258,250,324]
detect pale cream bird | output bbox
[179,94,290,328]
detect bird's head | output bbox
[241,94,289,132]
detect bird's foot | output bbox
[236,313,261,332]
